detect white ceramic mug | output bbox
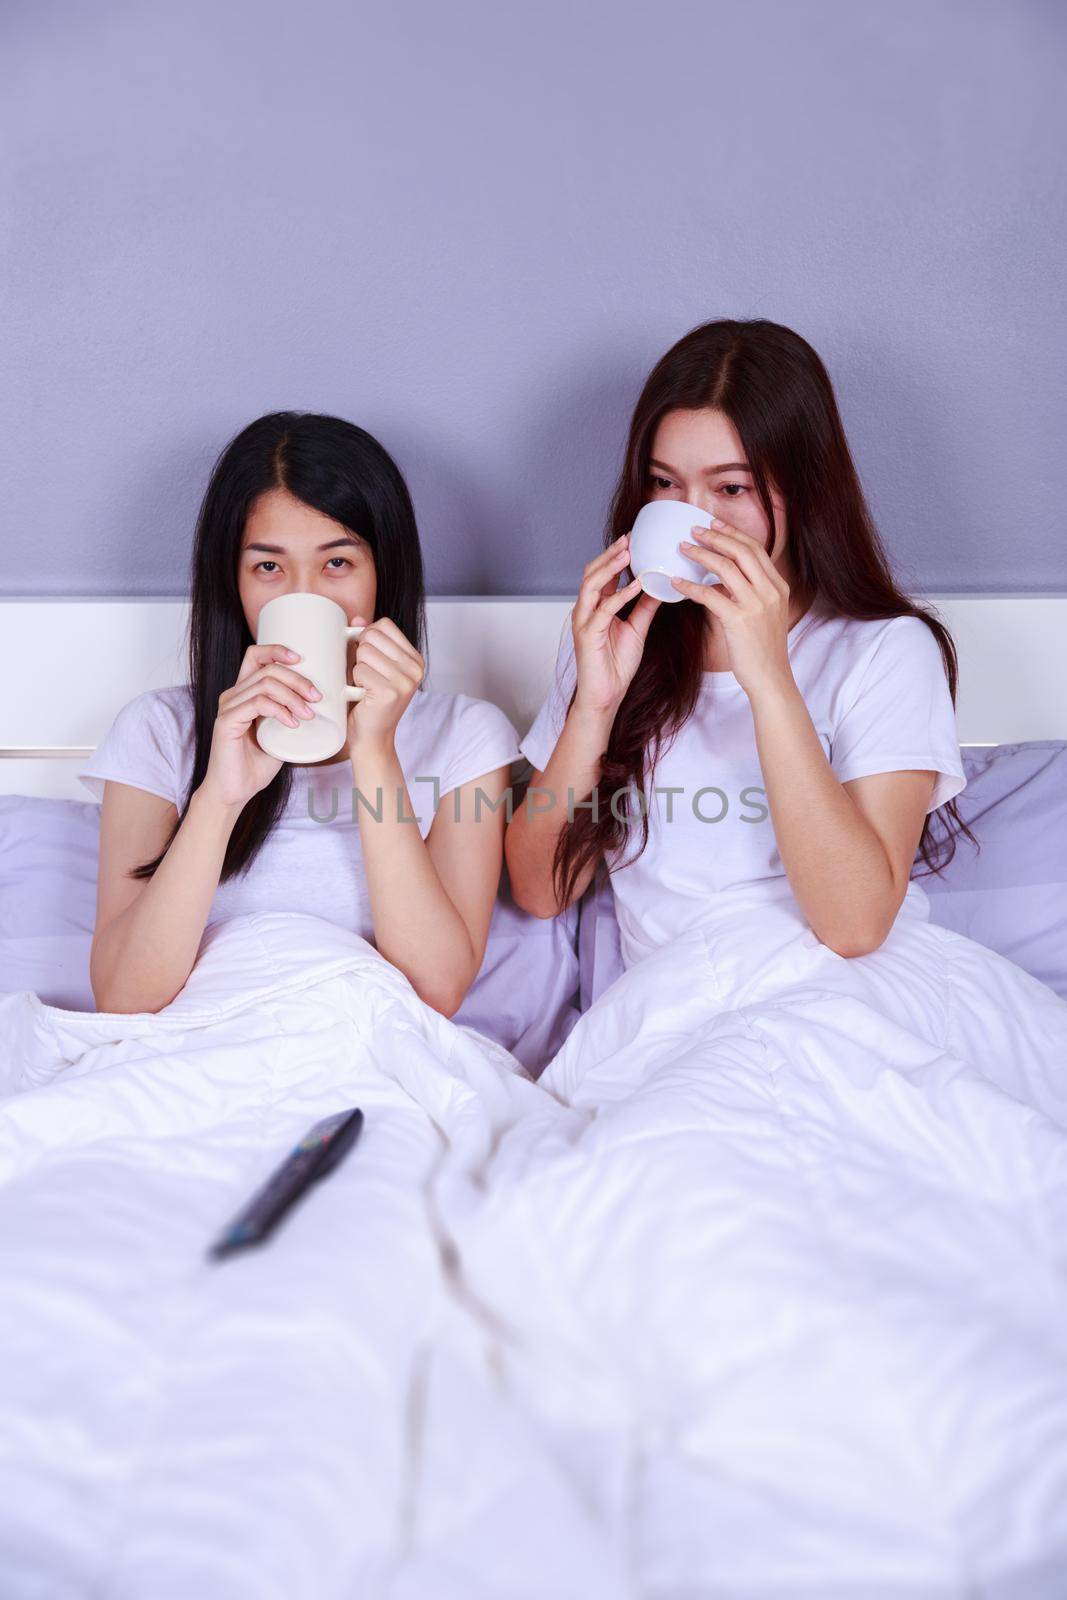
[254,592,366,763]
[628,499,725,603]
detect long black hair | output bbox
[131,411,427,881]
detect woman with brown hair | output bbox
[506,317,975,967]
[493,321,1067,1589]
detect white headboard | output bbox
[3,595,1066,799]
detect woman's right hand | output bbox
[199,645,324,809]
[571,533,661,713]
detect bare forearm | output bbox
[750,677,897,955]
[351,744,475,1013]
[91,787,242,1013]
[505,696,619,915]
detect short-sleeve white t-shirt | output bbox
[78,685,522,941]
[518,600,967,967]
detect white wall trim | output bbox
[3,594,1065,798]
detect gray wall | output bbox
[2,0,1063,598]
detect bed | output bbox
[2,592,1066,1599]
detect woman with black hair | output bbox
[80,412,520,1016]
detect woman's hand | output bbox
[346,615,426,753]
[201,644,324,808]
[572,534,661,713]
[672,516,793,697]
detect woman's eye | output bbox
[648,474,674,491]
[721,484,747,498]
[254,557,352,573]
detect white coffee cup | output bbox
[254,592,366,763]
[628,500,725,603]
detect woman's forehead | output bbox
[651,407,746,465]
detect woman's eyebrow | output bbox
[244,536,361,554]
[648,458,752,476]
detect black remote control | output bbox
[208,1108,364,1260]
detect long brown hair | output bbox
[551,318,978,908]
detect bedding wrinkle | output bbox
[4,904,1067,1593]
[747,1011,969,1581]
[436,889,1067,1593]
[0,913,582,1597]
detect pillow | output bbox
[0,794,101,941]
[576,864,624,1009]
[576,742,1067,1006]
[452,864,581,1073]
[0,793,581,1076]
[913,741,1067,999]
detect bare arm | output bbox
[750,677,936,956]
[90,782,243,1014]
[89,641,326,1014]
[341,614,518,1017]
[505,531,661,918]
[504,702,619,918]
[353,748,512,1017]
[673,514,937,958]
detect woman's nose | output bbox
[281,580,327,597]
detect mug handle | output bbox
[344,624,367,703]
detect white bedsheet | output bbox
[436,883,1067,1598]
[2,895,1066,1598]
[0,914,564,1598]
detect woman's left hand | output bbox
[673,517,794,698]
[346,615,426,752]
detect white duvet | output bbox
[2,890,1066,1599]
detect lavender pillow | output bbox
[0,793,581,1074]
[914,741,1067,999]
[577,742,1067,1006]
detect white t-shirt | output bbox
[79,685,522,941]
[518,600,968,968]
